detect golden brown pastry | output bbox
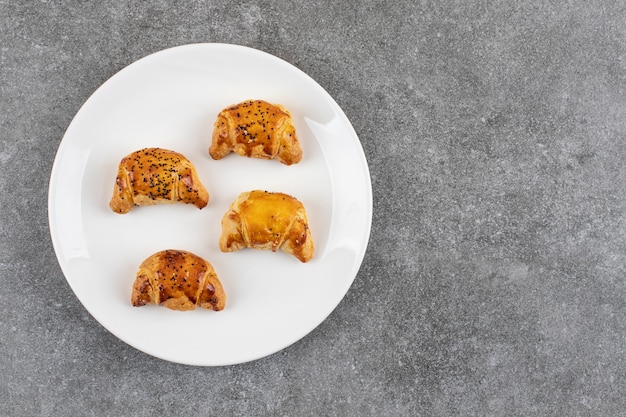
[219,190,314,263]
[109,147,209,214]
[209,99,303,165]
[131,250,226,311]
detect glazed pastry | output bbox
[219,190,314,263]
[209,99,303,165]
[131,249,226,311]
[109,147,209,214]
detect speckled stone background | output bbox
[1,1,625,416]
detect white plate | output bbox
[48,43,372,366]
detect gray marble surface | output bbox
[2,1,625,416]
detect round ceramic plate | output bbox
[48,43,372,366]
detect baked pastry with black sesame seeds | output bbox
[131,249,225,311]
[109,147,209,214]
[209,99,303,165]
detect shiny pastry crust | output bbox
[209,100,303,165]
[219,190,314,263]
[131,250,226,311]
[109,148,209,214]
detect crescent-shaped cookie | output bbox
[109,147,209,214]
[131,249,226,311]
[209,100,302,165]
[219,190,314,263]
